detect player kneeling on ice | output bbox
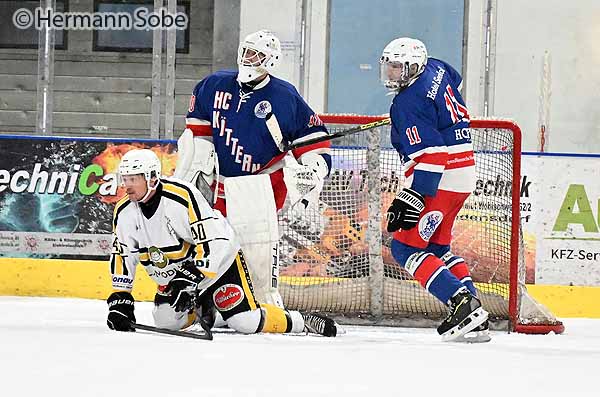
[106,149,337,337]
[380,38,490,342]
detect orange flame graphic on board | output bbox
[92,143,178,204]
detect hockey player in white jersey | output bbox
[174,29,331,310]
[106,149,336,337]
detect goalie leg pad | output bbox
[225,175,282,307]
[152,303,196,331]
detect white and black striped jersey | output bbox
[110,177,240,292]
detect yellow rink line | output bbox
[0,258,599,318]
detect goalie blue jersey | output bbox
[390,58,475,197]
[186,70,330,178]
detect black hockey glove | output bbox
[107,291,136,332]
[167,262,206,313]
[386,188,426,232]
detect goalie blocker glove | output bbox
[107,291,136,332]
[167,261,206,313]
[386,188,426,232]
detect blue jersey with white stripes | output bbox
[389,58,475,196]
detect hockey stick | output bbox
[132,322,213,340]
[266,113,391,152]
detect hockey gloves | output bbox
[386,188,426,232]
[107,291,136,332]
[167,262,206,313]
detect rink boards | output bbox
[0,257,598,318]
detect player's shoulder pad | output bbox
[212,69,238,81]
[267,75,301,97]
[112,196,131,229]
[161,177,196,202]
[160,178,204,219]
[423,58,462,91]
[432,58,462,88]
[161,176,198,193]
[194,70,237,94]
[393,60,445,107]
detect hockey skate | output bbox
[302,312,338,337]
[437,290,489,342]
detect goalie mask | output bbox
[118,149,161,202]
[237,30,282,83]
[379,37,428,91]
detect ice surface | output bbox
[1,297,598,397]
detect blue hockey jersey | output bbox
[186,70,330,178]
[390,58,475,196]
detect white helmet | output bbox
[118,149,161,201]
[237,30,282,83]
[379,37,428,90]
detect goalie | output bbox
[106,149,337,337]
[174,29,331,309]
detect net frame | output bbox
[278,114,564,334]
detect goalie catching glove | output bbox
[107,291,136,332]
[173,128,218,204]
[283,152,329,209]
[386,188,425,232]
[167,261,206,313]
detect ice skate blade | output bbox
[441,307,489,342]
[453,329,492,343]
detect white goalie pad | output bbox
[174,129,216,183]
[224,174,283,307]
[224,174,279,245]
[174,129,218,203]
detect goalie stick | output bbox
[132,321,213,340]
[265,113,391,152]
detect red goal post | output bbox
[277,114,564,334]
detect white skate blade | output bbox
[441,307,489,342]
[454,329,492,343]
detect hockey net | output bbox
[278,114,564,334]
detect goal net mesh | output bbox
[277,115,562,332]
